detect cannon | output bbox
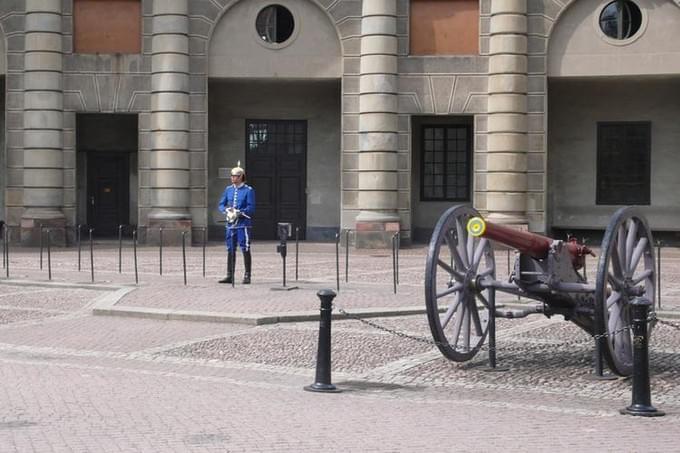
[425,205,656,376]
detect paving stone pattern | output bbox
[0,243,679,451]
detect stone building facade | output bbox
[1,0,679,246]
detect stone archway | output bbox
[546,0,680,232]
[206,0,344,240]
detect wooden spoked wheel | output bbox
[595,207,656,376]
[425,205,496,362]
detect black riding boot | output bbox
[219,252,235,283]
[242,250,252,284]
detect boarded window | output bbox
[410,0,479,55]
[74,0,141,54]
[596,122,651,205]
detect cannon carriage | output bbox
[425,205,656,376]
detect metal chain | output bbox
[335,304,634,355]
[336,307,444,347]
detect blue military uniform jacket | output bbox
[218,183,256,227]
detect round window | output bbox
[599,1,642,40]
[256,5,295,44]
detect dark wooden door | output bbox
[246,120,307,240]
[87,153,129,236]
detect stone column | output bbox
[486,0,528,225]
[21,0,65,245]
[148,0,191,244]
[354,0,399,248]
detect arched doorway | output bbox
[207,0,342,240]
[547,0,680,233]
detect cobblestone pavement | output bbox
[0,242,679,451]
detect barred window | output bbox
[596,122,651,205]
[421,125,472,201]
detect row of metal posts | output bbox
[2,224,207,286]
[2,225,668,307]
[332,229,401,293]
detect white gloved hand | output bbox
[226,207,241,224]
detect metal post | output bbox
[304,289,341,393]
[506,249,510,277]
[133,228,138,285]
[392,233,397,294]
[231,228,237,288]
[656,240,661,309]
[77,225,82,271]
[202,227,206,278]
[295,226,299,281]
[118,224,124,273]
[39,225,44,270]
[159,227,163,276]
[282,247,287,288]
[1,224,4,270]
[395,231,401,285]
[89,228,94,283]
[484,289,508,372]
[4,226,9,278]
[620,297,664,417]
[1,223,5,269]
[589,336,615,380]
[335,232,340,292]
[182,231,187,286]
[345,229,350,283]
[46,229,52,281]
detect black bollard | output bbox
[89,228,94,283]
[620,298,664,416]
[182,231,187,286]
[46,229,52,281]
[133,228,139,285]
[304,289,341,393]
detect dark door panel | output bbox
[87,153,129,237]
[246,120,307,240]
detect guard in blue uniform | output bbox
[218,162,256,284]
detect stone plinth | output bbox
[145,219,193,246]
[20,216,66,246]
[354,220,400,249]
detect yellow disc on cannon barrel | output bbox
[467,217,486,237]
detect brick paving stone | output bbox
[0,242,679,451]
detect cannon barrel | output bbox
[467,216,593,268]
[467,217,551,259]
